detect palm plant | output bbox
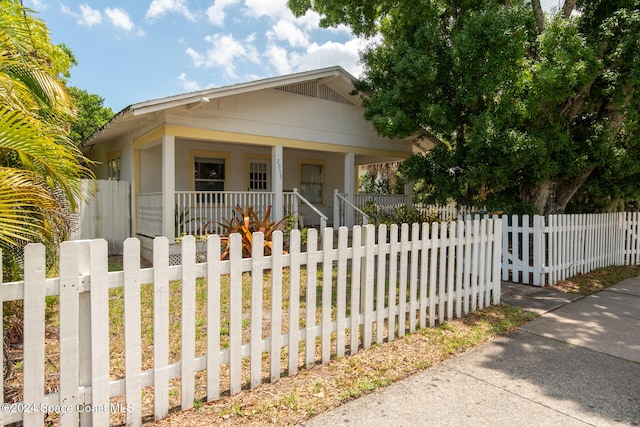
[0,1,92,279]
[218,205,291,259]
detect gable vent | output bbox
[274,81,355,105]
[319,84,354,105]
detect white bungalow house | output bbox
[82,66,429,256]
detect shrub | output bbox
[363,202,441,227]
[218,205,291,259]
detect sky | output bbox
[25,0,562,113]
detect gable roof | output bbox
[83,66,360,146]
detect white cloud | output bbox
[266,44,292,75]
[186,33,260,78]
[146,0,196,21]
[178,73,201,92]
[269,19,309,48]
[207,0,241,26]
[78,4,102,27]
[105,7,135,32]
[293,38,366,78]
[243,0,290,20]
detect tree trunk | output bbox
[531,0,546,34]
[562,0,577,17]
[521,166,596,214]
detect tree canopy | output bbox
[290,0,640,214]
[68,87,114,145]
[0,0,93,277]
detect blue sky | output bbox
[25,0,561,113]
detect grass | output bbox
[551,264,640,295]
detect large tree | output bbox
[289,0,640,214]
[0,0,92,277]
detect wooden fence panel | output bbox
[72,180,131,255]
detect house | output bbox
[82,66,429,257]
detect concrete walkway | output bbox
[302,280,640,426]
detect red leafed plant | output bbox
[218,205,291,259]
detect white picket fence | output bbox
[502,212,640,286]
[1,218,502,426]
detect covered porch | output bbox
[133,128,411,241]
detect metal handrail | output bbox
[334,190,369,227]
[292,188,327,231]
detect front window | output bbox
[300,163,323,204]
[194,157,225,191]
[107,156,121,180]
[248,160,268,191]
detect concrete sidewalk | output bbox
[302,280,640,426]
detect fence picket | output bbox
[463,220,472,314]
[377,224,389,343]
[206,235,221,400]
[89,239,110,425]
[491,219,502,303]
[428,222,438,327]
[229,233,242,395]
[288,230,302,374]
[181,236,197,408]
[388,225,399,339]
[409,223,420,332]
[250,233,265,389]
[438,222,447,322]
[455,220,464,317]
[362,225,375,350]
[153,237,170,415]
[321,228,333,363]
[271,231,284,381]
[419,223,429,328]
[59,241,81,426]
[123,238,142,426]
[398,224,409,336]
[23,244,46,427]
[446,222,456,320]
[306,229,319,364]
[336,227,348,356]
[350,226,361,354]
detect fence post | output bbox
[533,215,543,286]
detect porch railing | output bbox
[292,188,327,231]
[175,191,276,236]
[352,193,411,210]
[334,190,370,228]
[137,190,325,238]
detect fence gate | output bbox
[70,179,131,255]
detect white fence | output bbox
[71,180,130,255]
[501,212,640,286]
[1,218,502,426]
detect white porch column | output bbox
[162,135,175,241]
[272,145,284,221]
[344,153,355,228]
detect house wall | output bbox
[166,88,412,155]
